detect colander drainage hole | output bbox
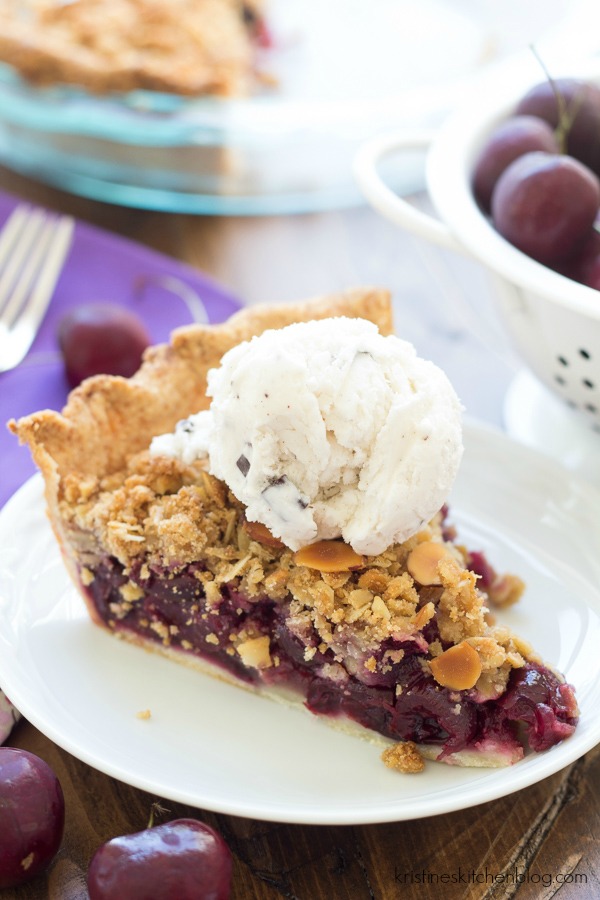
[553,352,599,417]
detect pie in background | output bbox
[0,0,269,97]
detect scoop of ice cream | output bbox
[151,317,463,555]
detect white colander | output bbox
[354,63,600,436]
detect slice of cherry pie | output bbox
[9,288,578,772]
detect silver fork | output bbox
[0,205,74,373]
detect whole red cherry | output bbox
[57,302,150,388]
[472,114,559,212]
[560,228,600,290]
[0,748,65,889]
[515,77,600,175]
[491,151,600,264]
[87,818,232,900]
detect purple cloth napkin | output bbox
[0,192,242,508]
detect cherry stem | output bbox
[529,44,572,155]
[147,801,170,830]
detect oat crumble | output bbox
[381,741,425,774]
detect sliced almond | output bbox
[371,596,391,620]
[243,520,285,548]
[407,541,451,586]
[294,540,365,573]
[413,601,435,630]
[430,641,482,691]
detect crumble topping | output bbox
[236,635,272,669]
[57,448,533,693]
[381,741,425,774]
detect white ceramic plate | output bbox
[1,421,600,825]
[505,370,600,490]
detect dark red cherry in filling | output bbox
[498,665,578,751]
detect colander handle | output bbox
[355,130,521,368]
[354,131,469,256]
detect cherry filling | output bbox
[84,558,577,761]
[497,665,579,752]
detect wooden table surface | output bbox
[1,168,598,900]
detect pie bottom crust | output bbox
[9,288,579,771]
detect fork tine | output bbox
[0,206,29,268]
[18,216,74,330]
[0,208,74,373]
[0,208,47,313]
[1,215,59,327]
[0,206,33,270]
